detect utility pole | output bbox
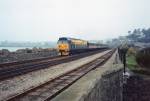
[122,48,128,73]
[118,44,128,73]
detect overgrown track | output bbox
[0,49,107,81]
[0,56,61,68]
[5,49,115,101]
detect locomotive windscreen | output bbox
[59,37,68,40]
[58,37,68,44]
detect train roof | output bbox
[59,37,87,41]
[58,37,107,45]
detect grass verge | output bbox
[126,55,138,70]
[126,54,150,76]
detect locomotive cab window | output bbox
[58,41,68,44]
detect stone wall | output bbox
[80,66,123,101]
[0,48,58,63]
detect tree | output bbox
[142,28,150,42]
[127,29,141,41]
[127,28,150,42]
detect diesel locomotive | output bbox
[57,37,108,55]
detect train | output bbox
[57,37,108,55]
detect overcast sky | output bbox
[0,0,150,42]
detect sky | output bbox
[0,0,150,42]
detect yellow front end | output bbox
[58,43,69,55]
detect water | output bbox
[0,47,34,52]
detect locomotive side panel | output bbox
[70,39,88,50]
[69,38,88,55]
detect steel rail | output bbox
[0,49,107,81]
[4,49,115,101]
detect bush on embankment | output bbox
[136,47,150,69]
[126,47,138,70]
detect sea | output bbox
[0,47,34,52]
[0,46,51,52]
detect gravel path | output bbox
[0,50,110,100]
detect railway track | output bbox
[0,49,107,81]
[0,56,61,68]
[4,49,115,101]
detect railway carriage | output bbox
[57,37,108,55]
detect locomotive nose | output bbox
[58,44,68,50]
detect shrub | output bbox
[136,47,150,68]
[127,47,136,56]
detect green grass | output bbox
[126,55,138,70]
[126,54,150,76]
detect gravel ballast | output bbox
[0,50,110,100]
